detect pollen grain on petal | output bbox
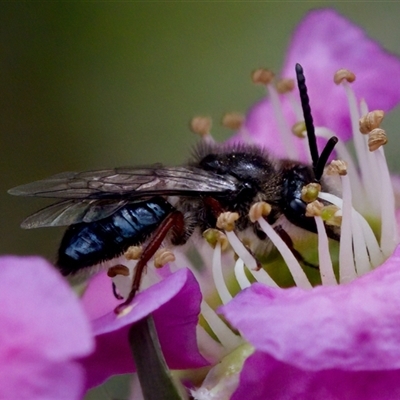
[333,68,356,84]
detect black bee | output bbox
[9,64,338,307]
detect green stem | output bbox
[128,315,184,400]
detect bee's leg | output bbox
[112,282,124,300]
[274,225,319,270]
[114,210,185,314]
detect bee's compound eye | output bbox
[289,198,307,216]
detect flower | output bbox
[81,268,208,390]
[0,256,93,400]
[68,9,400,399]
[191,9,400,400]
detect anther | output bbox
[291,121,307,138]
[216,212,240,232]
[190,116,212,137]
[301,183,321,203]
[359,110,385,134]
[154,248,175,268]
[333,69,356,85]
[305,200,324,217]
[107,264,130,278]
[251,68,275,85]
[368,128,388,151]
[276,78,295,93]
[222,112,244,130]
[124,245,143,260]
[321,205,342,227]
[202,228,229,251]
[326,159,348,176]
[249,201,272,223]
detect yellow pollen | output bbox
[216,212,240,232]
[249,201,272,223]
[326,159,348,176]
[301,183,321,203]
[359,110,385,134]
[154,248,175,268]
[251,68,275,85]
[276,78,295,93]
[333,69,356,84]
[321,205,342,227]
[190,116,212,137]
[305,200,324,217]
[222,112,245,130]
[107,264,130,278]
[202,228,229,251]
[368,128,388,151]
[291,121,307,138]
[124,245,143,260]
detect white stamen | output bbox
[267,84,298,159]
[315,126,366,211]
[212,242,233,304]
[343,81,381,216]
[196,325,226,363]
[200,300,242,352]
[314,216,337,285]
[224,230,278,287]
[256,217,312,289]
[319,192,385,268]
[374,148,399,256]
[234,258,252,289]
[329,172,357,283]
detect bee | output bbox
[9,64,338,307]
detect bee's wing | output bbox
[20,199,129,228]
[8,166,238,199]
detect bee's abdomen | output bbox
[57,197,174,275]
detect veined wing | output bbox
[20,199,129,228]
[8,166,238,199]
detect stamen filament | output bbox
[267,84,298,159]
[225,230,278,287]
[234,258,252,289]
[196,325,225,363]
[314,216,337,285]
[256,218,312,289]
[343,81,379,215]
[200,300,242,352]
[212,242,233,305]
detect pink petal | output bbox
[0,256,93,400]
[82,268,208,389]
[243,9,400,157]
[221,245,400,371]
[232,351,400,400]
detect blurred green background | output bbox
[2,2,400,262]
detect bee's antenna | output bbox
[295,63,338,181]
[314,136,338,181]
[295,63,319,170]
